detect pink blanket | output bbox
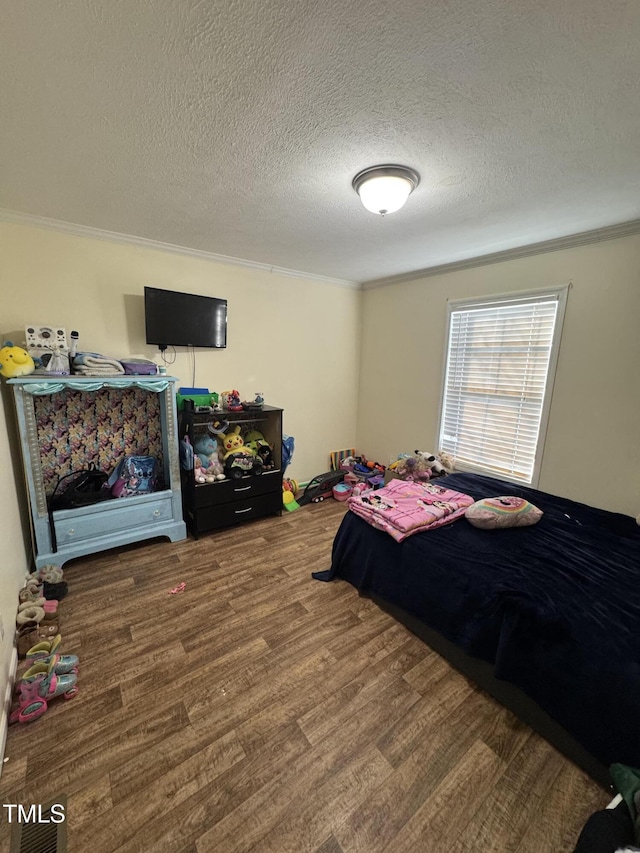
[347,478,474,542]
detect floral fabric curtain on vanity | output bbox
[34,387,164,495]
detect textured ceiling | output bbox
[2,0,640,283]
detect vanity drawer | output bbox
[54,492,174,544]
[193,470,281,509]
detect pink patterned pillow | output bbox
[465,496,543,529]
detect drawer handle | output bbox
[234,507,253,514]
[153,509,161,517]
[67,528,75,537]
[233,486,252,492]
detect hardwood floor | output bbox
[0,501,609,852]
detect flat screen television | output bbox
[144,286,227,349]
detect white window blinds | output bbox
[438,288,567,485]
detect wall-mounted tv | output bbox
[144,286,227,349]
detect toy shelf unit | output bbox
[8,375,187,569]
[180,405,283,537]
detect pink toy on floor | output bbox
[169,582,186,594]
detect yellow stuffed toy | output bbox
[0,342,35,378]
[221,425,245,460]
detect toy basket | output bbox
[332,482,353,502]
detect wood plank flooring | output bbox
[0,501,609,852]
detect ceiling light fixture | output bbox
[352,164,420,216]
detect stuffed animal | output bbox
[390,455,432,482]
[414,450,448,476]
[436,450,455,472]
[193,456,208,484]
[390,449,449,482]
[194,455,225,483]
[193,435,226,480]
[244,429,275,470]
[0,342,35,379]
[220,426,264,479]
[221,426,245,460]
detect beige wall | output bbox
[0,220,361,722]
[357,233,640,517]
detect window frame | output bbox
[436,284,569,487]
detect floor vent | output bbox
[9,797,67,853]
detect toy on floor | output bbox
[332,482,353,501]
[283,490,300,511]
[283,478,299,495]
[282,478,300,511]
[297,471,345,505]
[339,455,385,477]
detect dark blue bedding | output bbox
[313,472,640,770]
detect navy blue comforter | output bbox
[313,473,640,769]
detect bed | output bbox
[313,472,640,789]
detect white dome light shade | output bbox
[352,165,420,215]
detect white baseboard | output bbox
[0,646,18,778]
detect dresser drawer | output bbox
[54,492,174,545]
[191,491,282,534]
[193,470,281,509]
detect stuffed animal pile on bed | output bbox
[389,450,453,482]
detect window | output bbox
[438,286,568,485]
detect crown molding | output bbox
[5,207,639,291]
[0,208,361,291]
[362,219,640,289]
